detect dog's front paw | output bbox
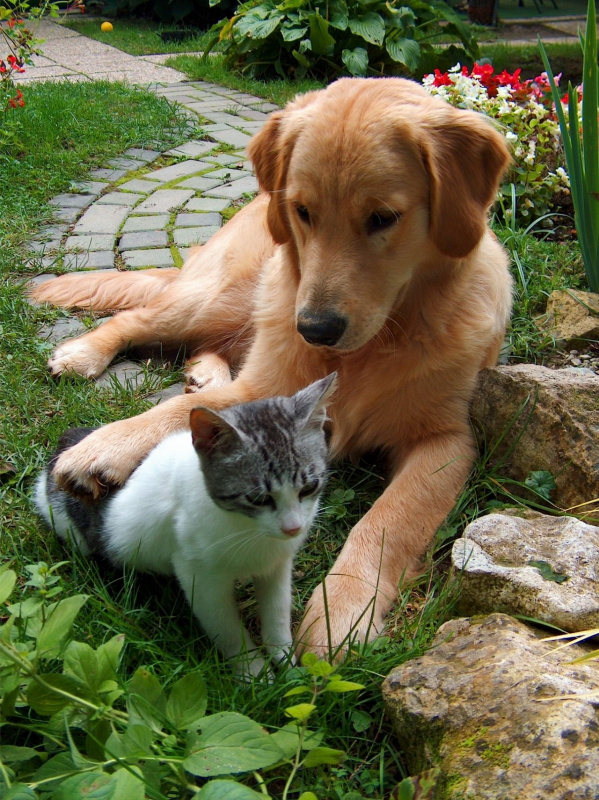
[48,337,111,379]
[184,353,232,394]
[52,421,148,498]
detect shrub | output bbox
[204,0,479,80]
[422,63,572,228]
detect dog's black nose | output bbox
[297,311,347,347]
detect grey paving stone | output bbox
[51,207,81,223]
[249,101,279,113]
[204,176,259,199]
[118,231,168,251]
[146,382,186,405]
[147,160,210,183]
[124,148,161,163]
[175,212,222,228]
[177,176,224,192]
[107,157,147,171]
[69,180,110,197]
[73,204,130,235]
[205,168,251,181]
[174,226,220,246]
[118,179,160,193]
[242,121,265,133]
[27,240,62,254]
[201,111,253,127]
[65,234,116,252]
[121,248,175,268]
[121,214,170,233]
[235,107,270,121]
[32,224,68,242]
[134,189,195,214]
[164,140,217,158]
[89,168,128,182]
[27,274,58,296]
[49,193,94,209]
[96,360,149,390]
[185,197,231,212]
[39,317,88,343]
[62,251,115,270]
[204,153,244,166]
[96,192,144,207]
[200,123,231,133]
[185,101,233,114]
[207,127,253,148]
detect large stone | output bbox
[470,365,599,517]
[535,289,599,348]
[452,510,599,631]
[382,614,599,800]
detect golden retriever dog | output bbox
[32,77,512,654]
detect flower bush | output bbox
[422,63,575,227]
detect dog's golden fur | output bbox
[32,77,512,653]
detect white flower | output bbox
[505,131,518,143]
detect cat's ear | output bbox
[190,407,240,454]
[293,372,338,429]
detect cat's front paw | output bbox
[48,336,112,378]
[233,652,268,681]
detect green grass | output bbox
[481,40,584,81]
[61,17,218,55]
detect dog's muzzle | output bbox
[297,310,348,347]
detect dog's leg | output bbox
[295,428,474,657]
[184,351,232,393]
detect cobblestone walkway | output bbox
[30,73,279,396]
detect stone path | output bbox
[25,22,280,395]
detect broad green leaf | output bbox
[36,595,88,658]
[348,12,385,46]
[32,753,79,791]
[2,785,38,800]
[306,659,333,677]
[300,653,319,667]
[385,36,420,71]
[524,470,556,501]
[96,634,125,685]
[64,641,99,693]
[329,0,349,30]
[6,595,44,619]
[106,724,154,759]
[276,0,305,9]
[342,47,368,76]
[108,768,146,800]
[127,667,166,731]
[281,25,308,41]
[299,794,319,800]
[49,771,112,799]
[308,11,335,54]
[528,560,569,584]
[27,674,92,715]
[183,712,284,776]
[166,672,207,729]
[270,722,322,757]
[0,745,40,762]
[284,703,316,721]
[197,781,265,799]
[283,685,312,697]
[292,48,311,67]
[0,568,16,604]
[396,768,442,800]
[303,746,346,767]
[351,709,373,732]
[237,14,282,39]
[322,680,364,693]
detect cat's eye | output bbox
[366,210,399,235]
[299,480,320,499]
[245,493,274,508]
[295,204,310,224]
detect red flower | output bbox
[432,68,452,87]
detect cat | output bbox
[34,373,337,675]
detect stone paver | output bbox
[121,249,175,269]
[122,215,170,233]
[174,227,221,246]
[64,234,116,252]
[119,231,169,251]
[73,205,130,235]
[175,212,222,228]
[186,197,231,212]
[204,176,259,199]
[134,189,196,215]
[96,192,144,206]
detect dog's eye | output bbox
[367,211,398,235]
[295,205,310,224]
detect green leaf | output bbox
[6,595,44,619]
[322,680,364,693]
[166,672,207,729]
[299,794,319,800]
[2,785,39,800]
[0,568,16,604]
[108,768,146,800]
[300,652,319,667]
[385,36,420,71]
[96,634,125,685]
[127,667,166,731]
[270,722,322,757]
[36,595,88,658]
[303,746,346,767]
[348,12,385,46]
[528,560,569,584]
[306,659,333,677]
[396,768,442,799]
[524,470,556,501]
[342,47,368,76]
[0,745,40,762]
[329,0,349,30]
[292,48,311,67]
[197,781,265,799]
[276,0,305,9]
[284,685,312,697]
[308,11,335,54]
[33,753,79,791]
[284,703,317,721]
[183,712,284,777]
[281,25,308,41]
[63,641,100,693]
[49,771,112,799]
[351,709,373,732]
[27,674,92,715]
[237,14,282,39]
[106,724,154,759]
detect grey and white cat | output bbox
[34,374,336,675]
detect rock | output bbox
[382,614,599,800]
[452,510,599,631]
[535,289,599,348]
[470,365,599,519]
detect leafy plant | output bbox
[539,0,599,292]
[204,0,479,80]
[0,562,364,798]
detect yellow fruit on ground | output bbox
[100,21,113,32]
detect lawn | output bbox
[0,19,591,799]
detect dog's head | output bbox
[248,78,510,352]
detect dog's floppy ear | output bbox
[248,91,321,245]
[421,112,510,258]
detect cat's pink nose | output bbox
[282,525,301,537]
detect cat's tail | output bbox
[29,268,180,312]
[32,470,91,557]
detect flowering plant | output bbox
[422,63,576,227]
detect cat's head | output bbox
[189,374,337,540]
